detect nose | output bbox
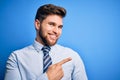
[53,26,59,34]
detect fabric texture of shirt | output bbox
[4,40,88,80]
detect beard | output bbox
[38,25,58,46]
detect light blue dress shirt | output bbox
[4,40,88,80]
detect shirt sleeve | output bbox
[4,52,49,80]
[4,53,21,80]
[72,52,88,80]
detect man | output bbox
[4,4,88,80]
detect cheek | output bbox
[39,28,46,37]
[59,29,62,35]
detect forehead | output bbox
[43,15,63,25]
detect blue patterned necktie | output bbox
[42,46,52,73]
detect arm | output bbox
[4,53,49,80]
[72,52,88,80]
[4,53,21,80]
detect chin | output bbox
[48,42,56,46]
[47,40,57,46]
[46,38,58,46]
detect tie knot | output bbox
[42,46,51,53]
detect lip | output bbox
[49,33,57,40]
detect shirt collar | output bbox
[32,40,56,53]
[33,40,44,53]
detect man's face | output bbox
[38,15,63,46]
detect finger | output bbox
[58,57,72,65]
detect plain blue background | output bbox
[0,0,120,80]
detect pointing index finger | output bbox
[58,57,72,65]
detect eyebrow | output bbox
[48,22,63,27]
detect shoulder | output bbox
[9,45,34,58]
[54,44,80,57]
[54,44,84,66]
[54,44,72,50]
[14,45,33,53]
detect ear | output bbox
[34,19,40,30]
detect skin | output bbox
[34,15,72,80]
[46,58,72,80]
[35,15,63,46]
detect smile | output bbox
[49,34,57,40]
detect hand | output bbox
[46,57,72,80]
